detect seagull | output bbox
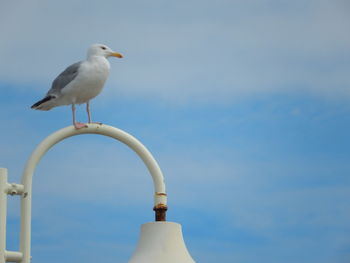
[31,44,123,129]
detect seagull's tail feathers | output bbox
[31,95,57,111]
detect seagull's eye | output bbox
[100,46,106,50]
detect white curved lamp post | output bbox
[0,124,195,263]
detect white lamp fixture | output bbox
[129,222,195,263]
[0,124,195,263]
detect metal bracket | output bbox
[6,183,24,196]
[5,251,23,262]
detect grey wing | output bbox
[47,61,82,96]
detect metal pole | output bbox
[20,124,167,263]
[0,168,8,263]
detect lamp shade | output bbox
[128,222,195,263]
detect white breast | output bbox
[60,56,110,105]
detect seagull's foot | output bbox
[74,122,88,129]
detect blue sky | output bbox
[1,0,350,262]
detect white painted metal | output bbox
[6,184,24,196]
[19,124,167,263]
[128,222,195,263]
[0,169,25,263]
[4,251,23,262]
[3,124,195,262]
[0,168,8,263]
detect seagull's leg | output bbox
[86,101,92,123]
[86,101,102,125]
[72,103,76,125]
[72,103,87,129]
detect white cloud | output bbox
[0,0,349,103]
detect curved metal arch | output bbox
[19,124,167,263]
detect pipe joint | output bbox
[6,183,24,196]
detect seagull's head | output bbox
[87,44,123,59]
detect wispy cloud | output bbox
[1,0,349,103]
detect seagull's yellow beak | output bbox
[110,52,123,58]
